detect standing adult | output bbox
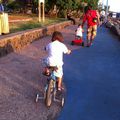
[82,5,100,47]
[0,3,4,35]
[0,3,9,35]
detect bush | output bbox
[7,1,21,11]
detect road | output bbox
[58,25,120,120]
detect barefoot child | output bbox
[71,24,84,46]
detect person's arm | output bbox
[82,14,86,28]
[82,28,84,33]
[67,50,71,54]
[63,44,71,54]
[96,10,100,26]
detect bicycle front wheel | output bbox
[45,79,54,107]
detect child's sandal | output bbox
[58,87,64,91]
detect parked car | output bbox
[109,12,117,18]
[116,13,120,19]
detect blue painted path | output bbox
[58,26,120,120]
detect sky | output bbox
[99,0,120,12]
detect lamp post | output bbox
[105,0,109,21]
[38,0,45,22]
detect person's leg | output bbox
[42,58,50,76]
[78,36,84,46]
[43,66,50,76]
[87,26,92,47]
[81,37,84,46]
[54,66,63,91]
[91,25,97,44]
[58,77,63,91]
[75,35,79,40]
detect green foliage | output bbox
[45,0,80,17]
[10,17,66,33]
[82,0,99,9]
[7,1,21,10]
[45,0,99,17]
[45,0,56,12]
[4,0,99,17]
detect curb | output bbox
[0,21,72,57]
[106,21,120,39]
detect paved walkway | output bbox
[0,25,79,120]
[58,26,120,120]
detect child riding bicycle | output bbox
[43,31,71,91]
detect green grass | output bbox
[9,16,67,33]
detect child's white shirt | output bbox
[45,40,69,66]
[76,27,83,37]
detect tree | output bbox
[45,0,99,18]
[3,0,33,13]
[45,0,80,17]
[81,0,99,9]
[2,0,100,16]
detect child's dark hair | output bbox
[51,31,64,42]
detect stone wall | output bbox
[0,21,72,57]
[106,18,120,39]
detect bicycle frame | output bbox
[35,66,64,107]
[44,67,58,101]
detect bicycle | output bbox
[35,66,65,107]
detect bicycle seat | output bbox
[48,66,57,71]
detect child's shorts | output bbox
[76,35,82,39]
[53,66,63,78]
[42,58,63,78]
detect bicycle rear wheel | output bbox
[45,79,54,107]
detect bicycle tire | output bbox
[35,94,39,103]
[61,97,65,107]
[45,79,54,107]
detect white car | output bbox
[112,13,117,18]
[109,12,117,18]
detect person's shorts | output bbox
[76,35,82,39]
[53,66,63,78]
[42,58,63,78]
[87,25,97,37]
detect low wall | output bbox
[0,21,72,57]
[106,19,120,39]
[110,24,120,37]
